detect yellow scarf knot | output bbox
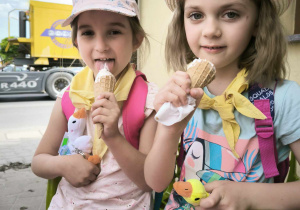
[68,64,137,158]
[198,69,266,158]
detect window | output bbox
[289,1,300,42]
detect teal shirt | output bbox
[166,80,300,209]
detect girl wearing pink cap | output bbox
[145,0,300,209]
[32,0,158,209]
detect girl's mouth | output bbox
[95,58,115,71]
[203,46,225,49]
[202,46,226,53]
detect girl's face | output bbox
[184,0,258,71]
[75,10,140,79]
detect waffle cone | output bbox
[92,124,107,157]
[187,59,216,88]
[94,75,116,96]
[94,75,116,139]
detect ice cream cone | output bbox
[94,68,116,139]
[187,59,216,88]
[93,66,116,157]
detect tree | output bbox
[0,37,19,65]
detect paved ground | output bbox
[0,128,47,210]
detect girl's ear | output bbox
[133,33,144,52]
[74,38,78,49]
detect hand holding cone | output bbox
[93,64,116,159]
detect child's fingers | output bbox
[170,71,191,93]
[153,71,191,111]
[199,190,222,209]
[204,180,223,192]
[203,180,216,193]
[97,92,117,103]
[92,109,118,125]
[93,165,100,175]
[93,106,110,118]
[95,92,116,102]
[92,99,120,124]
[161,78,190,105]
[190,88,204,106]
[92,93,118,117]
[155,90,183,109]
[190,88,203,99]
[167,81,189,106]
[166,93,183,107]
[88,173,97,182]
[199,181,223,208]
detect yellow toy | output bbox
[173,179,209,206]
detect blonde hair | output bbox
[165,0,287,86]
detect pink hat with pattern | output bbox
[62,0,139,27]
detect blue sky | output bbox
[0,0,72,42]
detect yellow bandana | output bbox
[198,69,266,158]
[69,64,136,109]
[68,64,136,158]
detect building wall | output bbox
[139,0,300,87]
[139,0,172,87]
[281,0,300,84]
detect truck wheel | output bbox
[46,72,73,99]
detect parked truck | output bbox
[0,0,82,99]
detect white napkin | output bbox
[155,95,196,126]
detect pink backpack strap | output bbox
[61,86,75,120]
[61,72,148,149]
[122,71,148,149]
[254,99,279,178]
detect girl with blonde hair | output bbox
[145,0,300,209]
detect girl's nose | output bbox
[95,36,109,53]
[202,18,222,38]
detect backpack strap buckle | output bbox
[254,99,279,178]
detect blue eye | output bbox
[225,11,239,19]
[189,12,203,20]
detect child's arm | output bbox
[198,139,300,210]
[91,92,157,192]
[144,71,204,192]
[31,98,100,187]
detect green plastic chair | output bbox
[286,152,300,182]
[46,177,61,209]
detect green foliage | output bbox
[0,37,19,65]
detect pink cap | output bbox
[62,0,139,27]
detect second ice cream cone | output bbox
[187,59,216,88]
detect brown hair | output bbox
[70,15,149,67]
[165,0,287,86]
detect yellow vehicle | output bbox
[1,0,82,99]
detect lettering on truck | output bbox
[0,72,43,93]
